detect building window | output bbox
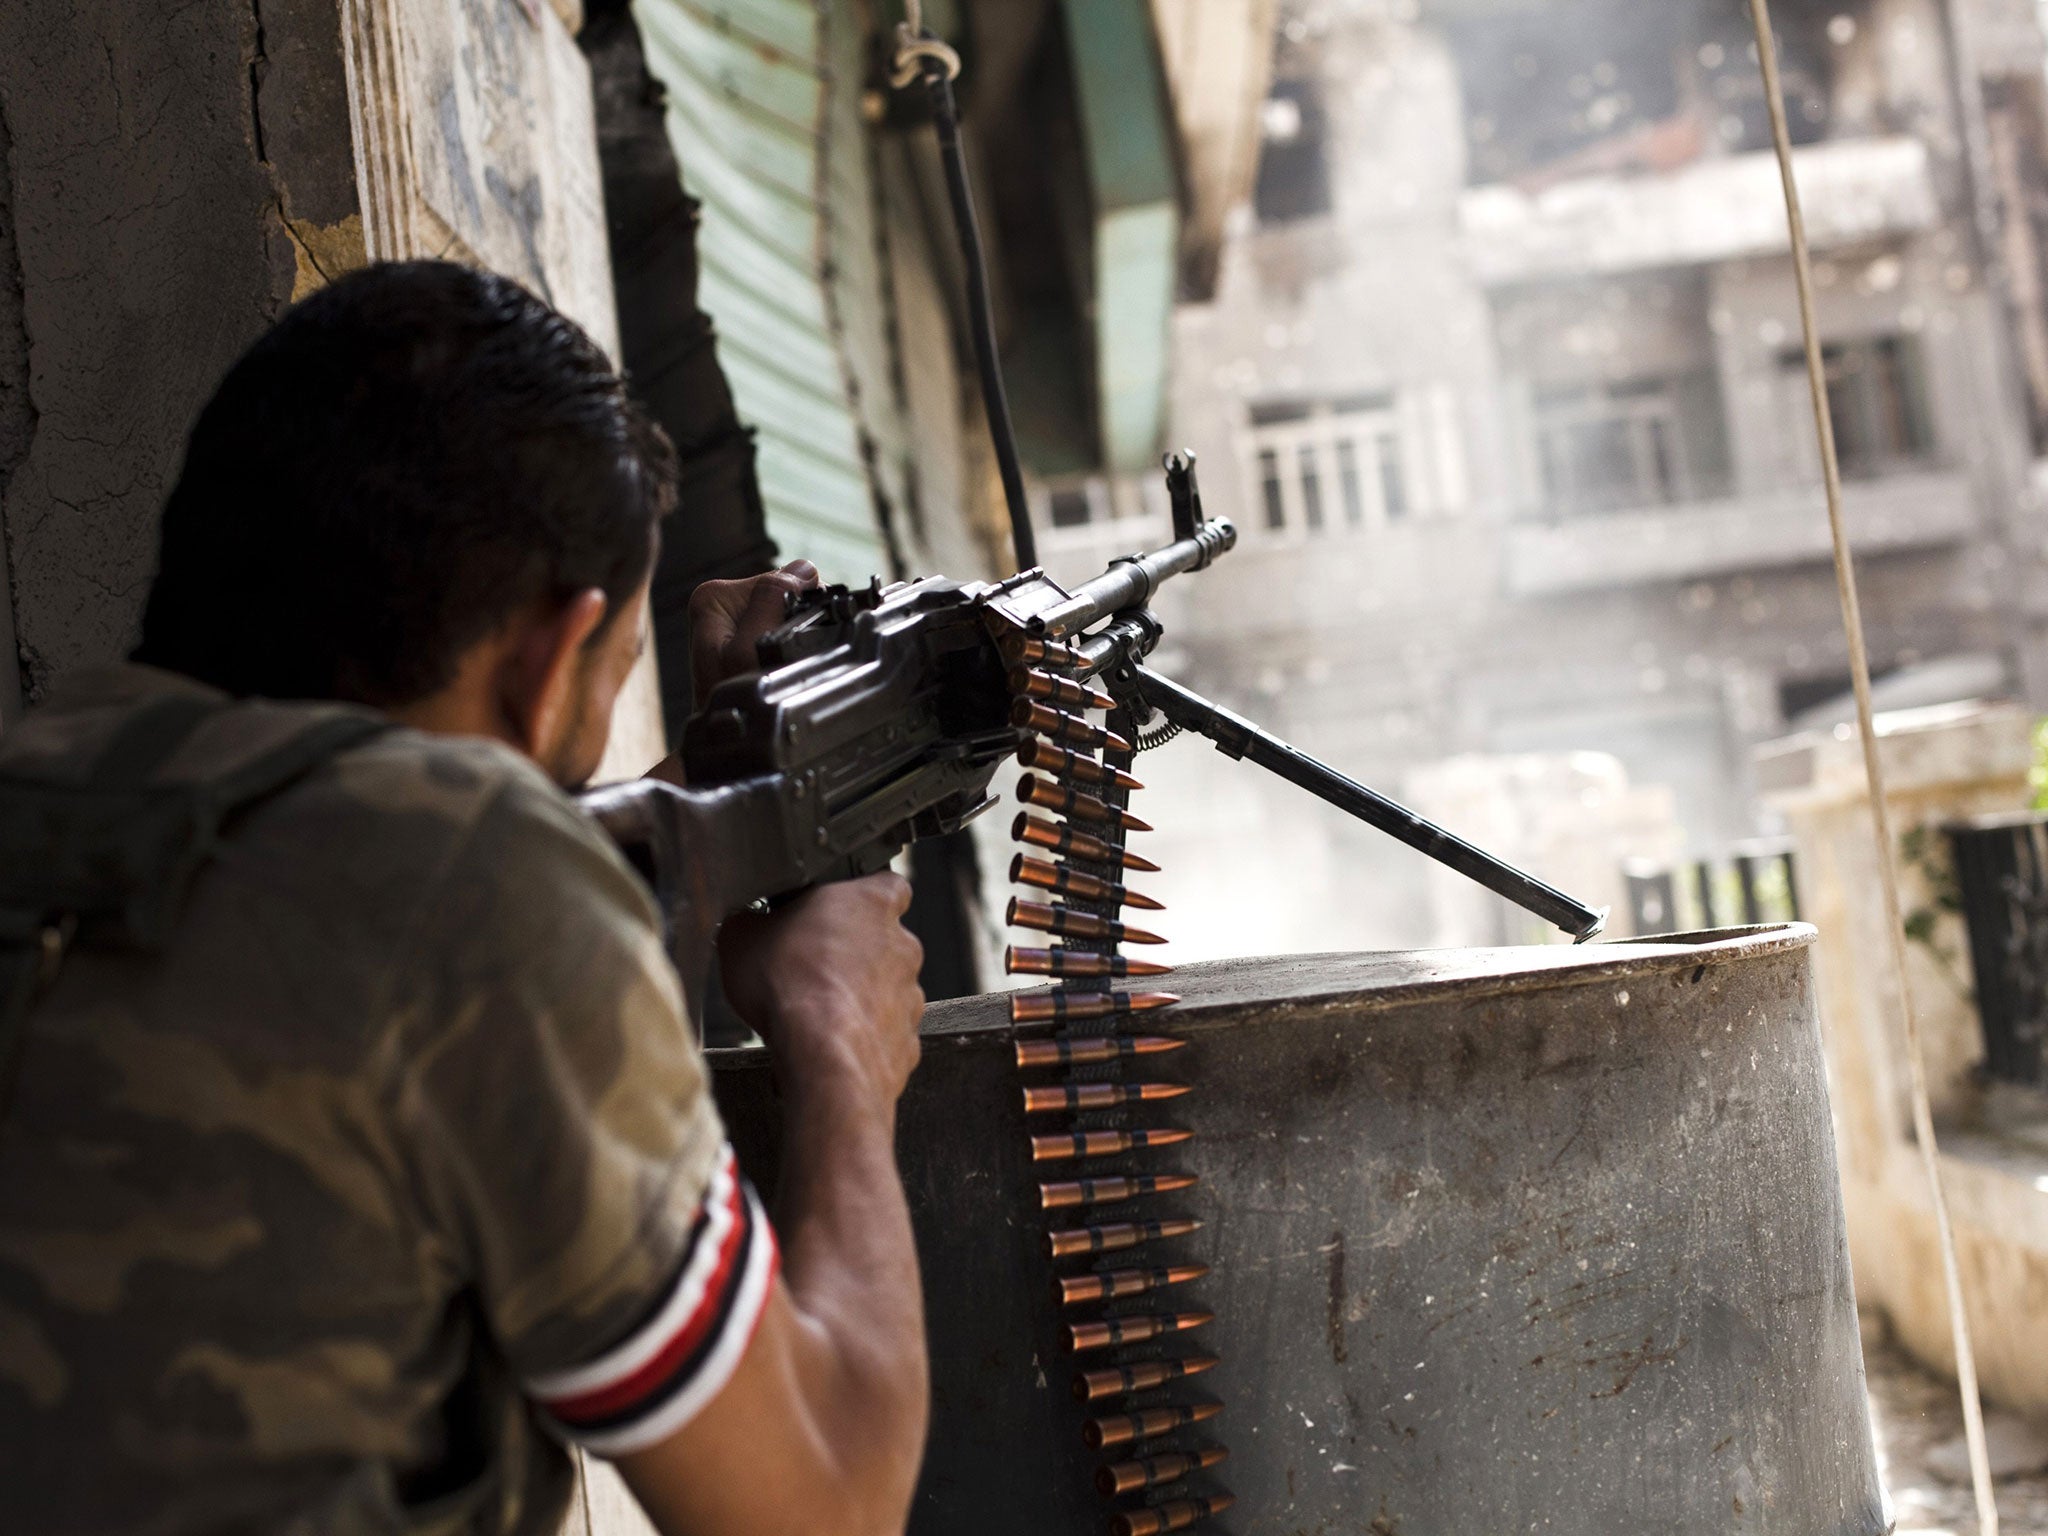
[1335,440,1365,526]
[1442,2,1830,189]
[1376,430,1408,520]
[1298,445,1325,531]
[1534,378,1692,516]
[1041,480,1136,534]
[1258,449,1286,529]
[1049,487,1092,528]
[1254,77,1333,224]
[1778,336,1935,480]
[1245,392,1446,535]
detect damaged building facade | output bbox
[1050,0,2048,958]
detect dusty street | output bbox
[1869,1337,2048,1534]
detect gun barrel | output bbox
[1035,520,1236,638]
[1130,663,1608,942]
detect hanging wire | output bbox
[890,2,1038,573]
[1743,2,1999,1530]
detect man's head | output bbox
[135,260,675,786]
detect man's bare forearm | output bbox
[773,1060,929,1516]
[615,874,924,1535]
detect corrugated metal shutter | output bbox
[819,0,915,573]
[633,0,893,581]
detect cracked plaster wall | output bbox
[0,0,364,715]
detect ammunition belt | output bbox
[1003,665,1235,1535]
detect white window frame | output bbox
[1531,378,1693,516]
[1237,391,1465,541]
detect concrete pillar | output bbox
[1761,704,2048,1412]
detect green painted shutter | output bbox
[634,0,895,581]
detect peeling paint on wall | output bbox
[279,211,369,300]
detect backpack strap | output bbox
[207,712,392,809]
[0,912,59,1116]
[0,696,389,1112]
[86,692,226,782]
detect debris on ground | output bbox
[1926,1415,2048,1486]
[1868,1334,2048,1533]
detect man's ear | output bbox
[502,588,609,760]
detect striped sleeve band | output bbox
[524,1143,779,1456]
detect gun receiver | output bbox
[579,507,1240,1016]
[581,454,1604,1018]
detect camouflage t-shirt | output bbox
[0,666,777,1535]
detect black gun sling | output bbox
[0,694,389,1111]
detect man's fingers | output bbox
[857,870,914,920]
[732,573,804,645]
[686,574,749,629]
[687,579,746,685]
[688,564,821,705]
[690,571,799,703]
[891,907,924,967]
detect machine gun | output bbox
[577,37,1609,1527]
[579,455,1604,1020]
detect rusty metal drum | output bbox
[710,924,1882,1535]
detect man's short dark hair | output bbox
[135,260,676,706]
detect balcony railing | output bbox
[1505,469,1974,596]
[1624,842,1802,937]
[1459,137,1939,288]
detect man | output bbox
[0,261,930,1535]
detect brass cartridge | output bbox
[1012,668,1114,711]
[1031,1128,1193,1164]
[1046,1217,1201,1259]
[1013,1025,1184,1061]
[1017,737,1143,790]
[1082,1401,1221,1450]
[1073,1354,1219,1402]
[1038,1173,1199,1212]
[1012,700,1133,755]
[1006,898,1165,947]
[1011,854,1164,911]
[1095,1446,1229,1498]
[1006,946,1172,980]
[1067,1310,1213,1352]
[1111,1493,1235,1536]
[999,634,1087,671]
[1022,1081,1191,1114]
[1017,773,1151,831]
[1013,813,1161,872]
[1010,997,1180,1033]
[1058,1263,1209,1306]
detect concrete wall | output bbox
[0,0,364,721]
[0,95,29,724]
